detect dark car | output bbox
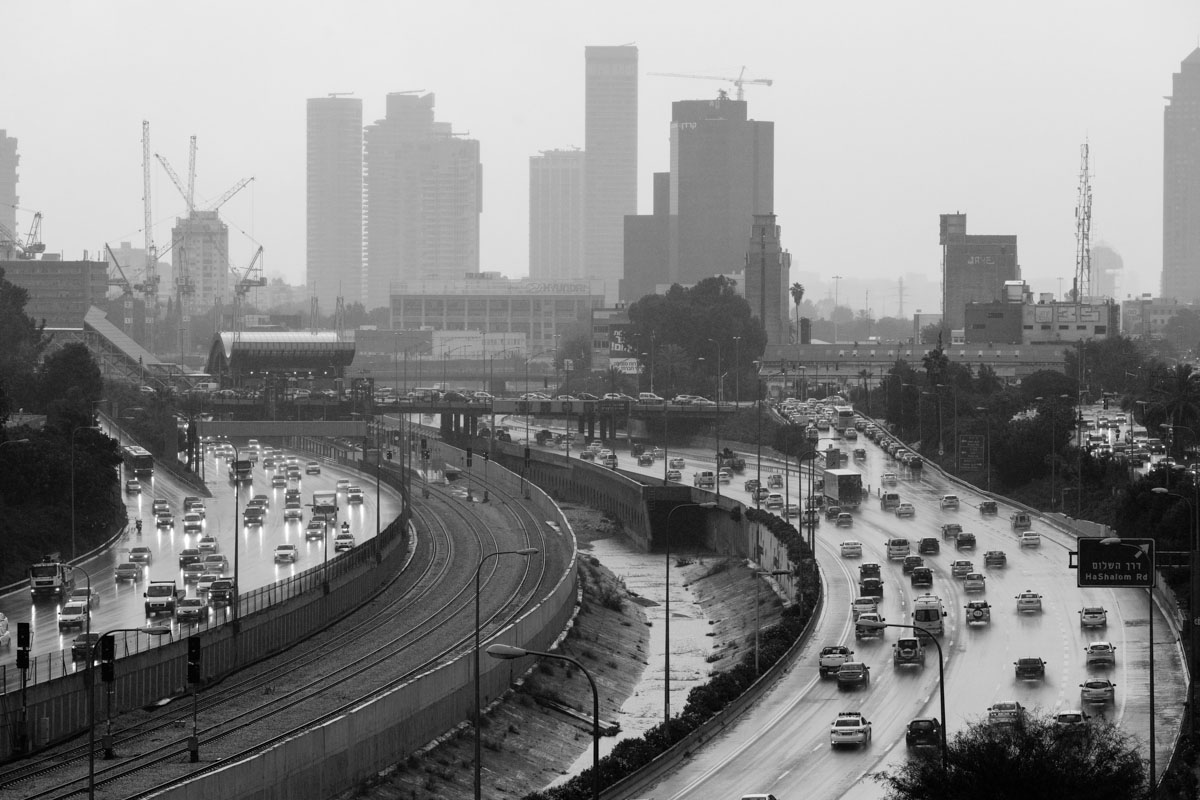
[955,533,977,551]
[979,500,998,516]
[902,555,924,574]
[836,661,871,690]
[208,579,236,606]
[917,537,940,555]
[859,576,884,597]
[72,632,102,661]
[910,566,933,588]
[1014,657,1046,679]
[178,548,203,568]
[906,718,942,748]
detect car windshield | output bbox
[910,720,935,731]
[1058,714,1084,723]
[1084,681,1110,689]
[835,719,860,727]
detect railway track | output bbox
[0,467,555,800]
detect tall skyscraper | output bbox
[529,149,584,280]
[940,213,1019,331]
[670,94,774,285]
[584,45,638,300]
[364,92,481,307]
[621,94,775,303]
[744,214,791,347]
[0,130,18,246]
[1163,48,1200,303]
[307,95,363,310]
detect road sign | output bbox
[958,434,985,471]
[1075,537,1155,588]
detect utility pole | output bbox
[832,275,843,344]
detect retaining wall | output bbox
[153,438,579,800]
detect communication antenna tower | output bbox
[1074,142,1093,303]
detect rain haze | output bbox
[3,0,1199,313]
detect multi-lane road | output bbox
[2,441,403,674]
[543,412,1182,799]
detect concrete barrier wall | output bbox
[154,442,579,800]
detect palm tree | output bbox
[789,283,805,344]
[1150,363,1200,457]
[857,368,872,413]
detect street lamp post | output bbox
[857,619,947,771]
[832,274,843,345]
[473,548,539,800]
[733,336,741,405]
[487,644,600,800]
[707,338,723,500]
[975,406,991,493]
[72,426,101,561]
[664,502,717,730]
[89,626,171,799]
[230,444,242,622]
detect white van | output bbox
[886,538,911,561]
[912,594,947,636]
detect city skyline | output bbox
[3,1,1199,312]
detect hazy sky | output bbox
[4,0,1199,317]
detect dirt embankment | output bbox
[354,505,777,800]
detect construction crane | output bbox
[141,121,160,350]
[204,176,254,212]
[648,66,773,101]
[23,212,44,255]
[0,209,45,259]
[155,135,197,214]
[230,246,266,341]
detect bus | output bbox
[835,405,856,432]
[121,445,154,479]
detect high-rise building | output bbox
[2,256,108,329]
[529,149,584,280]
[1164,48,1200,303]
[584,45,638,300]
[1091,243,1123,300]
[670,95,774,286]
[744,214,791,347]
[307,95,363,310]
[364,92,481,309]
[621,94,774,302]
[0,131,18,250]
[171,210,229,354]
[940,213,1019,332]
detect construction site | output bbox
[0,121,282,387]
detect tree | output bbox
[790,282,805,343]
[921,336,949,387]
[39,343,103,428]
[1018,370,1079,407]
[0,267,47,412]
[1163,307,1200,352]
[975,364,1002,395]
[876,713,1144,800]
[1147,362,1200,456]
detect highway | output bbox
[553,412,1182,799]
[2,440,403,676]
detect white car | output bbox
[334,532,356,552]
[1015,590,1043,613]
[962,572,986,592]
[335,479,351,492]
[840,541,863,558]
[895,502,916,518]
[940,494,960,509]
[274,544,298,563]
[881,472,898,486]
[1079,606,1108,628]
[668,457,686,469]
[850,596,879,620]
[197,535,219,553]
[57,601,90,630]
[1080,678,1116,704]
[665,469,682,482]
[1084,641,1117,666]
[829,711,872,747]
[765,493,784,509]
[951,559,974,578]
[1019,531,1041,548]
